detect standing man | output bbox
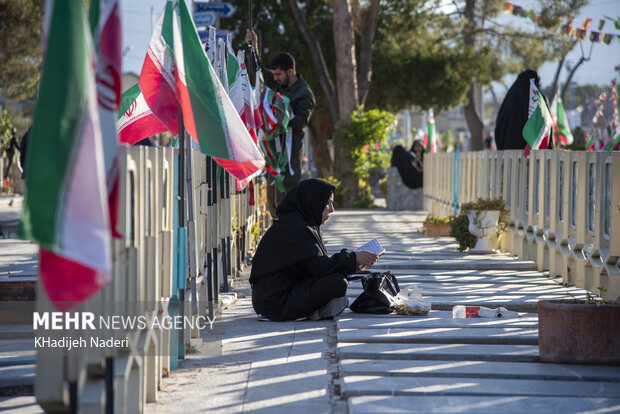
[246,29,316,216]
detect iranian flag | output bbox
[139,1,264,189]
[116,83,167,145]
[229,49,262,141]
[522,78,552,157]
[21,0,111,310]
[604,127,620,151]
[550,94,574,146]
[424,109,439,153]
[586,131,596,151]
[90,0,122,238]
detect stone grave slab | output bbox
[338,327,538,345]
[339,359,620,382]
[341,375,620,398]
[347,395,620,414]
[338,342,540,362]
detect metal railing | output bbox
[424,149,620,300]
[35,144,270,412]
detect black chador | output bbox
[391,145,423,189]
[250,179,357,321]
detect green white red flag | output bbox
[89,0,122,238]
[139,1,264,189]
[550,94,574,146]
[228,49,264,188]
[424,109,439,153]
[21,0,111,310]
[522,78,552,157]
[116,83,167,144]
[586,131,596,151]
[604,127,620,150]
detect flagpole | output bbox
[248,0,253,77]
[206,155,214,319]
[221,170,229,292]
[178,105,186,358]
[225,172,232,291]
[211,158,219,306]
[186,128,198,316]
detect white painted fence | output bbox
[424,150,620,301]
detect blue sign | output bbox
[193,11,216,26]
[197,30,231,45]
[198,31,209,44]
[194,2,236,18]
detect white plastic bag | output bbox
[393,286,431,316]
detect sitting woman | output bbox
[411,140,425,167]
[250,178,378,321]
[390,142,423,189]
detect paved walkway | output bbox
[324,211,620,413]
[0,194,37,412]
[2,208,620,413]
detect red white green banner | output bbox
[116,83,167,144]
[550,94,574,146]
[22,0,112,310]
[139,1,264,188]
[90,0,122,238]
[424,109,439,153]
[522,78,552,156]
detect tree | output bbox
[0,0,44,101]
[0,106,14,155]
[223,0,338,179]
[367,0,491,113]
[287,0,381,206]
[225,0,582,205]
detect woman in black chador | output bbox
[250,178,378,321]
[391,141,423,189]
[494,69,553,150]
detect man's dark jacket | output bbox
[259,63,315,189]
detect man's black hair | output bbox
[269,52,295,72]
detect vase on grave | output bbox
[467,210,500,254]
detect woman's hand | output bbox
[355,250,379,268]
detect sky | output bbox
[499,0,620,94]
[121,0,620,91]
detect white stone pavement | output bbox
[2,208,620,413]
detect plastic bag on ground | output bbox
[393,286,431,316]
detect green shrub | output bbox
[378,177,387,198]
[353,181,375,208]
[323,176,346,208]
[333,108,395,205]
[450,214,477,252]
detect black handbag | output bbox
[349,271,400,314]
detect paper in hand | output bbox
[353,238,385,270]
[354,238,386,256]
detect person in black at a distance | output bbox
[411,140,425,167]
[391,140,424,189]
[494,69,553,150]
[250,178,378,321]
